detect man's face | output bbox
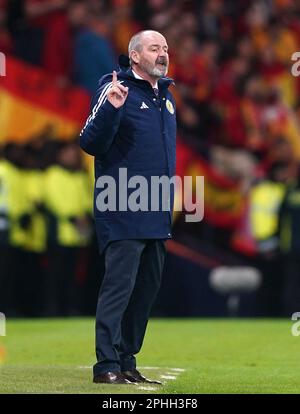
[134,33,169,78]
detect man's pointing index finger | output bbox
[112,70,117,85]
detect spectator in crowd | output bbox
[19,144,48,316]
[71,2,117,93]
[250,161,292,315]
[111,0,142,55]
[0,0,12,54]
[43,140,92,316]
[6,0,68,66]
[279,164,300,315]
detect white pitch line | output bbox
[168,368,186,372]
[137,386,158,391]
[141,366,186,372]
[160,375,177,380]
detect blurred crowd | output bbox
[1,0,300,316]
[0,135,98,316]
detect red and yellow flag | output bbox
[175,139,245,228]
[0,57,90,143]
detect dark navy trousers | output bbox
[93,239,166,376]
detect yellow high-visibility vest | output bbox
[23,169,47,253]
[0,160,32,247]
[44,165,92,247]
[250,181,286,240]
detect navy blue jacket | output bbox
[79,60,176,252]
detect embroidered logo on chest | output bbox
[166,99,174,114]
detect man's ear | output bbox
[131,50,139,65]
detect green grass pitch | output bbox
[0,318,299,394]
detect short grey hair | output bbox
[128,31,145,66]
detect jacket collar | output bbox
[122,68,174,89]
[131,68,158,89]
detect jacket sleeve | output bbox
[79,82,123,156]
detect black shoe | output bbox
[122,369,162,385]
[93,371,135,384]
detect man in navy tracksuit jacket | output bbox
[79,30,176,385]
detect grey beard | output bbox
[140,60,168,78]
[151,66,168,77]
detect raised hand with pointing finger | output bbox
[107,71,129,108]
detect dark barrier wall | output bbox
[154,253,258,317]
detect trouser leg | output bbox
[93,240,146,376]
[119,240,166,371]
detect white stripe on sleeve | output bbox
[80,80,124,136]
